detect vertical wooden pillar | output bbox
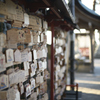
[69,0,75,91]
[66,32,70,84]
[50,22,54,100]
[70,30,75,90]
[98,30,100,45]
[90,30,94,73]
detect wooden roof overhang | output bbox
[12,0,76,31]
[75,0,100,30]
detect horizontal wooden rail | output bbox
[66,83,78,91]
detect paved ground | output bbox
[74,59,100,100]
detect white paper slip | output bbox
[28,51,32,62]
[24,62,29,70]
[23,13,29,26]
[33,50,37,60]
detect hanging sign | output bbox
[0,33,6,47]
[0,75,9,90]
[28,51,32,62]
[14,49,21,62]
[30,78,35,90]
[25,83,31,97]
[17,30,25,43]
[21,50,28,62]
[6,49,14,63]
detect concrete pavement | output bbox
[75,59,100,100]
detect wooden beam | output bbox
[76,7,100,28]
[42,0,61,18]
[45,15,58,24]
[60,24,73,31]
[27,2,46,12]
[53,21,68,27]
[12,0,27,8]
[75,33,90,36]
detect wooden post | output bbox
[66,32,71,84]
[50,22,54,100]
[70,30,75,90]
[69,0,75,91]
[90,29,94,73]
[93,0,96,11]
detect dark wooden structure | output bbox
[11,0,76,100]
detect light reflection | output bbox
[75,80,100,95]
[75,80,100,85]
[78,87,100,95]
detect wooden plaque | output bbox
[0,53,6,72]
[25,84,31,97]
[21,51,28,62]
[14,49,21,62]
[0,33,6,47]
[17,30,25,43]
[0,75,8,90]
[30,78,35,90]
[6,49,14,63]
[7,29,18,44]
